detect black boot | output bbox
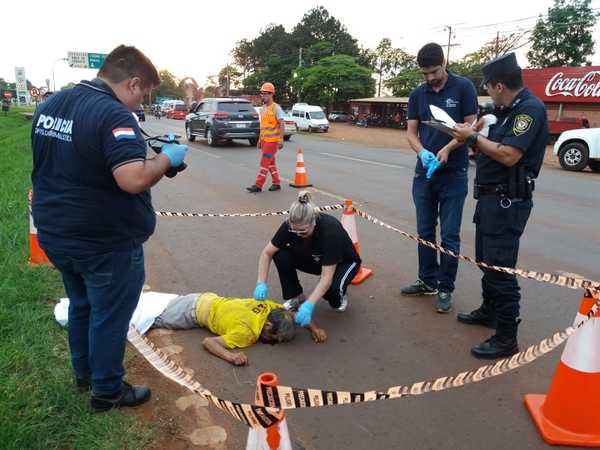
[457,298,497,328]
[91,381,151,412]
[471,320,519,359]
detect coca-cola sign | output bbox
[523,67,600,104]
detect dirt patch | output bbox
[125,331,228,450]
[311,123,560,168]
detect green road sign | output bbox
[88,53,107,69]
[68,51,107,69]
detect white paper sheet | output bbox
[54,291,178,335]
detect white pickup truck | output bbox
[553,128,600,172]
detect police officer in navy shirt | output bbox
[401,43,478,314]
[452,53,548,359]
[31,45,188,411]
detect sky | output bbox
[3,0,600,91]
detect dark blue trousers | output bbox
[412,168,468,292]
[43,244,145,395]
[474,196,532,332]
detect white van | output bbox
[290,103,329,133]
[160,99,185,114]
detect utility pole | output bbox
[52,58,67,92]
[297,48,303,103]
[446,25,452,63]
[442,26,460,64]
[495,31,500,58]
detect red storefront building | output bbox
[523,67,600,130]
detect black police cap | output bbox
[481,52,521,87]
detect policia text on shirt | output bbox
[31,45,189,412]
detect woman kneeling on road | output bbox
[253,191,362,326]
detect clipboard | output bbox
[422,105,457,136]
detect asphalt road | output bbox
[140,116,599,450]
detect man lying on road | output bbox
[150,292,327,365]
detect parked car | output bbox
[185,98,259,146]
[290,103,329,132]
[161,99,185,116]
[553,128,600,172]
[134,107,145,122]
[282,113,297,141]
[548,117,590,142]
[166,103,188,120]
[254,107,297,141]
[328,110,351,122]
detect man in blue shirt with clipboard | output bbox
[401,43,478,313]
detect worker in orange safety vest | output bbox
[246,82,285,193]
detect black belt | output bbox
[475,184,508,195]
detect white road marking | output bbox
[320,152,406,169]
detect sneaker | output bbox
[335,294,348,312]
[91,381,151,413]
[268,184,281,191]
[400,279,438,296]
[246,185,262,193]
[283,294,305,312]
[435,291,452,313]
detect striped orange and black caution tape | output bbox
[138,204,600,427]
[129,296,599,428]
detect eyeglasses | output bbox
[288,222,314,235]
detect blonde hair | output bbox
[288,191,319,225]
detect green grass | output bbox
[0,109,155,449]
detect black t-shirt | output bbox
[31,78,156,253]
[271,213,361,266]
[476,88,548,185]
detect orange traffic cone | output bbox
[28,190,51,266]
[340,199,373,285]
[524,289,600,447]
[246,373,292,450]
[289,148,312,188]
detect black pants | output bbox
[474,195,532,335]
[273,247,360,308]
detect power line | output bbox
[453,7,600,31]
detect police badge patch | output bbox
[513,114,533,136]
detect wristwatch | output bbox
[466,132,480,147]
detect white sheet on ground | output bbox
[53,291,178,335]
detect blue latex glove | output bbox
[418,148,436,168]
[426,158,441,179]
[253,282,268,300]
[295,302,314,327]
[162,143,188,167]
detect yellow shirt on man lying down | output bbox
[196,293,283,349]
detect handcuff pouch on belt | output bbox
[474,165,534,208]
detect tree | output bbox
[218,65,242,96]
[155,70,184,98]
[372,38,416,96]
[292,55,374,108]
[291,6,359,59]
[385,68,422,97]
[528,0,599,67]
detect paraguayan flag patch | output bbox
[112,127,137,141]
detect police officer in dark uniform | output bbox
[31,45,188,411]
[452,53,548,359]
